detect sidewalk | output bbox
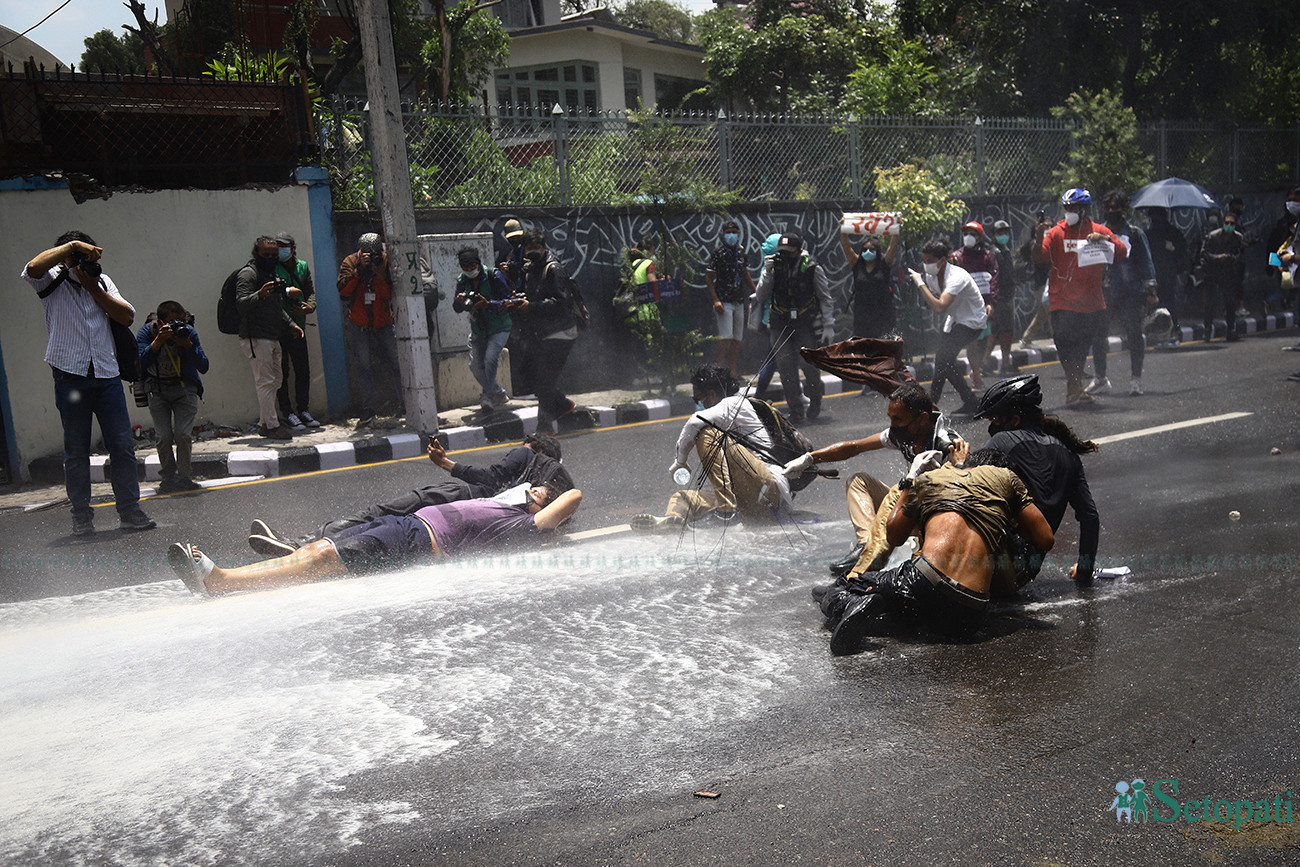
[2,311,1293,512]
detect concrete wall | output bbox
[0,172,340,478]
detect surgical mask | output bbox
[861,249,877,262]
[1064,212,1081,227]
[277,247,292,262]
[695,400,706,412]
[724,232,739,246]
[491,483,534,508]
[994,233,1011,246]
[258,255,277,270]
[1287,201,1300,216]
[1105,212,1124,225]
[923,261,940,276]
[462,267,481,279]
[1223,224,1237,233]
[962,234,977,248]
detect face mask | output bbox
[962,234,977,248]
[695,400,706,412]
[1223,224,1236,233]
[462,267,481,279]
[1064,212,1081,227]
[724,232,739,247]
[277,247,292,262]
[861,249,877,262]
[1288,201,1300,216]
[923,261,940,276]
[995,233,1011,246]
[1105,212,1124,225]
[258,254,277,270]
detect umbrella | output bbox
[801,337,916,397]
[1129,177,1219,210]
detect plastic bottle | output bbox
[673,467,691,487]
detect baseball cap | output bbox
[777,233,803,253]
[504,219,524,240]
[275,231,295,246]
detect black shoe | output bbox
[830,593,883,655]
[72,515,95,536]
[176,479,202,492]
[1282,344,1300,352]
[806,394,822,419]
[249,534,297,557]
[1287,371,1300,382]
[119,509,157,532]
[260,425,293,440]
[157,477,181,494]
[828,542,866,579]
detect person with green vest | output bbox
[628,242,662,333]
[273,231,319,429]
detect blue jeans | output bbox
[347,322,404,416]
[52,368,141,519]
[468,329,510,400]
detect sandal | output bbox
[168,542,215,597]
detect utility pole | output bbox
[352,0,439,434]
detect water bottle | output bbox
[673,467,691,487]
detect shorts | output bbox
[327,515,437,574]
[715,301,745,341]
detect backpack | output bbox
[746,398,817,491]
[546,262,589,332]
[38,266,140,382]
[216,267,243,334]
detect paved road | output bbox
[2,331,1299,865]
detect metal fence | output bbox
[319,98,1300,210]
[0,66,316,190]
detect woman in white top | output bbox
[907,236,989,415]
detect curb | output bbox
[25,312,1297,489]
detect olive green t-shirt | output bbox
[901,464,1033,557]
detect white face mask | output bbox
[1287,201,1300,216]
[923,261,941,276]
[1064,212,1081,227]
[491,482,534,508]
[462,267,481,280]
[962,234,977,248]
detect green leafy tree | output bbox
[204,43,291,82]
[79,29,147,74]
[841,39,939,116]
[1050,89,1152,200]
[616,0,695,43]
[871,161,965,248]
[418,0,511,102]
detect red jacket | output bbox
[1040,219,1128,313]
[338,252,394,329]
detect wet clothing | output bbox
[752,252,834,418]
[824,554,988,641]
[1198,227,1246,336]
[849,257,896,338]
[989,241,1018,332]
[415,498,542,556]
[900,464,1033,564]
[1094,218,1156,379]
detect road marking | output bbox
[1091,411,1252,446]
[570,524,633,540]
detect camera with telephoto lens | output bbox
[72,252,102,279]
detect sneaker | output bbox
[1129,377,1143,396]
[119,509,157,532]
[249,519,286,543]
[285,413,307,431]
[299,411,322,427]
[157,477,182,494]
[1065,391,1098,408]
[690,510,737,529]
[1287,371,1300,382]
[1085,377,1111,395]
[1282,344,1300,352]
[556,399,577,419]
[176,479,202,492]
[630,514,686,534]
[829,593,883,656]
[72,515,95,536]
[490,392,511,408]
[260,425,293,440]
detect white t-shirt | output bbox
[676,394,792,507]
[927,263,987,333]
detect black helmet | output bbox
[974,375,1041,419]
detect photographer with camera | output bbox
[21,230,155,536]
[338,233,403,426]
[236,236,304,440]
[452,247,514,411]
[137,301,209,493]
[272,232,319,430]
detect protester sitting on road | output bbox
[137,301,209,493]
[631,363,794,532]
[974,375,1099,592]
[171,487,583,597]
[819,447,1054,656]
[787,382,966,580]
[247,432,571,555]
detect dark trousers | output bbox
[52,369,140,520]
[1202,276,1241,339]
[930,323,980,406]
[525,336,575,419]
[772,318,822,418]
[277,334,311,416]
[1092,294,1146,379]
[309,480,477,543]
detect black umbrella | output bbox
[1129,177,1219,210]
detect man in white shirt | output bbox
[907,236,987,416]
[631,363,791,532]
[21,231,155,536]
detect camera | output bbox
[272,277,289,294]
[72,252,102,279]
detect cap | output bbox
[961,221,985,237]
[358,233,383,256]
[992,219,1011,231]
[722,220,740,232]
[504,219,524,240]
[777,233,803,253]
[275,231,295,246]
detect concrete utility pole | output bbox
[352,0,439,434]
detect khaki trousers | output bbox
[845,471,909,574]
[666,428,780,522]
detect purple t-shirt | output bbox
[415,499,541,556]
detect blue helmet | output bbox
[1061,188,1092,206]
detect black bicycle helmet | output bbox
[974,375,1042,419]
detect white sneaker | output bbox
[299,411,321,428]
[285,413,307,431]
[1085,377,1111,395]
[1129,378,1143,396]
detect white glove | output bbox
[782,452,814,478]
[906,449,944,480]
[821,326,836,345]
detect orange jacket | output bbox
[337,252,394,329]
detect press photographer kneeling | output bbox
[137,301,210,493]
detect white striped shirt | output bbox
[21,265,133,378]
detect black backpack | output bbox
[216,267,243,334]
[746,398,817,491]
[546,262,590,332]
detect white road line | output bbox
[570,524,633,540]
[1091,411,1253,446]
